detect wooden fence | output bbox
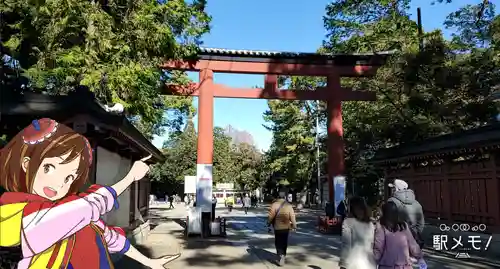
[375,124,500,232]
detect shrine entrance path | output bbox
[222,206,500,269]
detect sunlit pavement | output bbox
[129,204,500,269]
[222,206,500,269]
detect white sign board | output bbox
[184,176,196,194]
[215,183,234,190]
[333,175,346,217]
[196,164,213,212]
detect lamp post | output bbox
[315,99,322,208]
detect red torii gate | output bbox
[162,48,391,203]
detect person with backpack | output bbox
[267,193,297,267]
[374,202,426,269]
[387,179,425,248]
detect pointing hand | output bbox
[129,155,152,182]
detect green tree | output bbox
[262,99,316,194]
[1,0,210,138]
[261,0,500,205]
[230,142,262,190]
[150,120,264,191]
[213,127,235,183]
[321,0,500,203]
[150,119,197,186]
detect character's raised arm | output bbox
[93,219,130,254]
[20,184,118,256]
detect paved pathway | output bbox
[114,204,270,269]
[222,206,500,269]
[115,204,500,269]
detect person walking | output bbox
[374,202,426,269]
[339,197,376,269]
[387,179,425,248]
[336,193,352,221]
[267,193,297,267]
[149,194,157,205]
[211,195,218,221]
[168,195,175,209]
[243,193,251,214]
[226,195,234,212]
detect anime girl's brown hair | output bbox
[0,119,92,194]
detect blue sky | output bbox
[153,0,498,150]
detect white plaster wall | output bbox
[96,146,131,227]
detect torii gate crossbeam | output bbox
[161,48,392,207]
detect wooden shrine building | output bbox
[374,124,500,232]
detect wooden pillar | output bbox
[197,69,214,164]
[442,158,452,221]
[488,153,500,229]
[196,69,214,214]
[326,74,345,202]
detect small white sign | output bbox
[196,164,213,212]
[215,183,234,190]
[184,176,196,194]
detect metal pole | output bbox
[316,99,322,207]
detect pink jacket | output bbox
[373,223,423,269]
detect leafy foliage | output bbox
[150,120,263,191]
[261,0,500,205]
[1,0,211,138]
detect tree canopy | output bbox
[261,0,500,204]
[1,0,210,138]
[149,119,263,193]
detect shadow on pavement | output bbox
[122,205,500,269]
[226,214,500,269]
[246,245,279,266]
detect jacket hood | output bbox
[392,189,416,205]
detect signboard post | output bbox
[333,175,346,217]
[196,164,213,213]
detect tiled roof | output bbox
[198,47,395,59]
[373,123,500,163]
[197,47,395,65]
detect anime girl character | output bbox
[0,118,180,269]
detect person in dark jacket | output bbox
[211,195,217,221]
[168,195,175,209]
[387,179,425,248]
[336,194,352,220]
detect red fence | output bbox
[376,125,500,232]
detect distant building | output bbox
[224,125,255,146]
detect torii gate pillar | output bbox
[195,69,215,215]
[162,48,391,211]
[326,75,344,203]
